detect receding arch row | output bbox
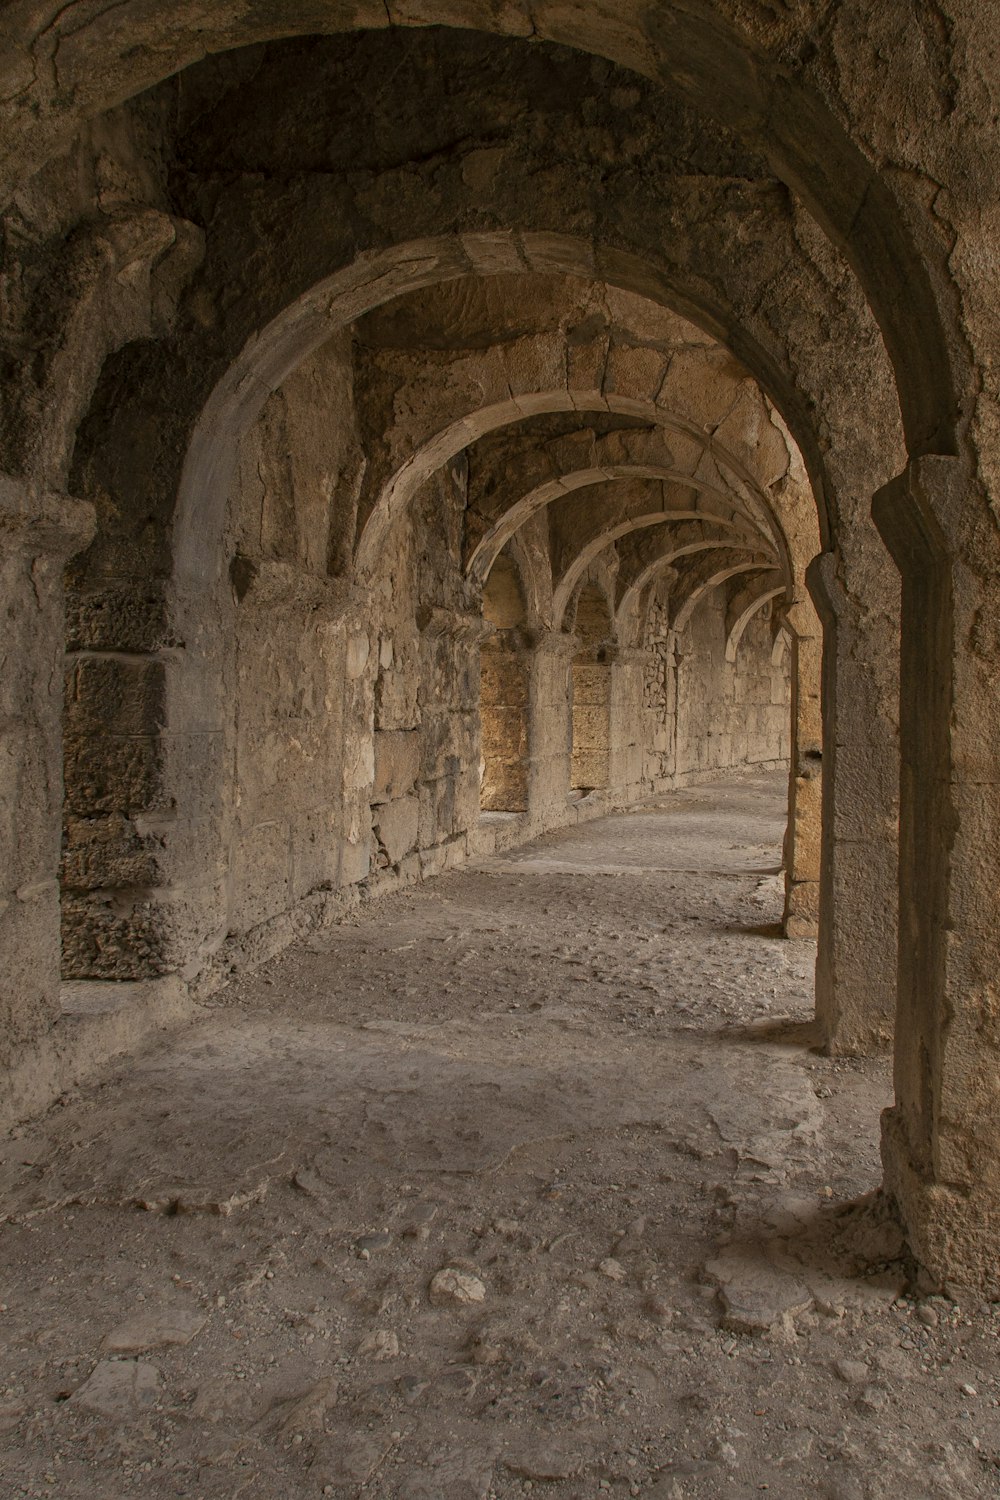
[617,556,779,648]
[350,297,800,571]
[361,395,792,582]
[553,515,776,631]
[168,210,893,604]
[0,2,960,459]
[620,566,787,670]
[465,463,778,591]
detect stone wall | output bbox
[76,308,794,998]
[675,595,791,779]
[1,26,829,1201]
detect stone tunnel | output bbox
[2,7,1000,1496]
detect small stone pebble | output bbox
[358,1329,399,1360]
[429,1268,487,1306]
[356,1232,391,1254]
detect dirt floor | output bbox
[2,771,1000,1499]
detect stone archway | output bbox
[5,14,998,1289]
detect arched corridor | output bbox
[3,4,1000,1490]
[12,772,999,1500]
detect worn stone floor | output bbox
[2,771,1000,1499]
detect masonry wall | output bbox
[635,586,791,794]
[675,593,791,776]
[180,355,493,972]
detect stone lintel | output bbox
[0,477,95,559]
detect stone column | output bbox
[806,551,899,1054]
[781,597,823,938]
[0,477,94,1073]
[415,605,493,866]
[526,629,578,819]
[479,628,531,813]
[874,456,1000,1292]
[571,648,612,793]
[608,644,652,800]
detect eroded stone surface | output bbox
[70,1360,162,1418]
[103,1306,206,1353]
[7,784,996,1500]
[1,0,999,1394]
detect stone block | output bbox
[373,795,419,864]
[602,341,669,401]
[501,332,568,398]
[418,767,478,846]
[64,730,224,820]
[61,813,164,890]
[785,878,820,935]
[481,705,527,758]
[422,710,479,782]
[573,664,611,705]
[375,666,420,730]
[229,819,292,934]
[572,703,611,748]
[341,836,372,886]
[64,655,166,737]
[481,658,529,707]
[418,635,478,714]
[64,732,163,816]
[571,750,610,789]
[481,765,528,813]
[372,730,420,804]
[65,585,172,653]
[60,878,225,982]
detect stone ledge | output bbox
[1,977,194,1134]
[0,477,95,558]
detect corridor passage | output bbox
[2,775,997,1499]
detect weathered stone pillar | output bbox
[781,598,823,938]
[0,478,94,1072]
[607,645,650,800]
[62,572,229,983]
[874,456,1000,1291]
[415,605,491,866]
[571,646,612,793]
[479,628,531,813]
[806,551,899,1054]
[526,629,577,818]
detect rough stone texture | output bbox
[0,480,94,1069]
[0,6,997,1296]
[5,780,999,1500]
